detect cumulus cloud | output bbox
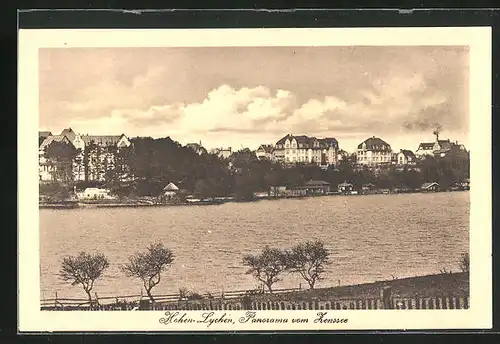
[67,74,456,143]
[41,46,468,150]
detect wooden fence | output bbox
[41,287,469,311]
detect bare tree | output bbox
[459,252,470,273]
[285,240,331,289]
[242,246,287,293]
[121,242,175,303]
[59,252,109,308]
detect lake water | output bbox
[40,192,469,299]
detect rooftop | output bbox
[81,134,125,146]
[304,180,330,186]
[275,134,339,149]
[39,135,74,150]
[358,136,391,151]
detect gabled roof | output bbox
[421,182,439,189]
[304,180,330,186]
[437,139,453,151]
[39,135,74,150]
[163,182,179,191]
[275,134,339,149]
[60,128,77,141]
[418,142,435,150]
[399,149,416,159]
[318,137,339,148]
[294,135,312,145]
[338,181,353,187]
[418,139,463,152]
[358,137,391,151]
[276,134,292,145]
[39,131,52,138]
[257,144,274,153]
[81,134,127,146]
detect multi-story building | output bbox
[396,149,417,165]
[416,131,468,159]
[39,128,131,183]
[38,133,75,182]
[356,136,392,166]
[39,131,52,147]
[255,144,273,160]
[271,134,339,167]
[80,134,132,181]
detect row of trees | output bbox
[59,241,470,308]
[58,240,331,307]
[60,243,174,306]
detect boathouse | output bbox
[296,180,331,195]
[420,182,440,192]
[361,183,376,193]
[337,182,354,194]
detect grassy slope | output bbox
[254,272,469,302]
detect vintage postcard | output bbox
[18,27,492,332]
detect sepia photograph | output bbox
[18,27,492,332]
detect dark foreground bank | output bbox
[41,272,469,311]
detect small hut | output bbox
[420,182,439,192]
[163,182,180,201]
[337,181,354,194]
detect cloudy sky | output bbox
[39,46,469,152]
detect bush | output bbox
[459,252,470,273]
[39,182,71,202]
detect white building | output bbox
[356,136,392,166]
[416,137,467,159]
[255,144,273,160]
[272,134,339,167]
[39,128,132,182]
[38,134,76,182]
[77,188,113,200]
[397,149,417,165]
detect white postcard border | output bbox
[18,27,492,332]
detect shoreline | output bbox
[39,189,470,209]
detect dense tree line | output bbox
[40,136,470,199]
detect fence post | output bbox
[380,286,393,309]
[95,292,99,309]
[139,299,151,310]
[54,292,58,309]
